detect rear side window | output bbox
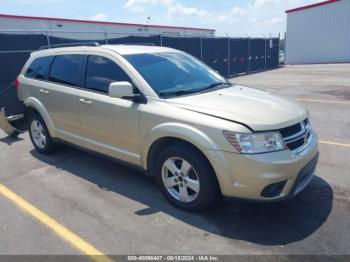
[49,55,83,87]
[85,55,132,93]
[25,56,53,80]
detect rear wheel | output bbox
[28,112,56,154]
[154,144,219,211]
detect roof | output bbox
[32,44,177,56]
[286,0,340,13]
[0,13,215,32]
[103,44,176,55]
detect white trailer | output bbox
[0,13,215,39]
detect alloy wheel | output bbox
[161,157,200,203]
[30,120,47,149]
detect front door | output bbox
[78,54,141,165]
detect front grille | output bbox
[279,123,302,138]
[287,137,305,150]
[279,118,312,153]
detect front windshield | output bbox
[123,52,231,97]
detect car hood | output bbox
[166,85,308,131]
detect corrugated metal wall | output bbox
[286,0,350,64]
[0,16,214,38]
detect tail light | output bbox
[14,78,20,90]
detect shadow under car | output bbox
[30,145,333,246]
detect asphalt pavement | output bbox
[0,64,349,258]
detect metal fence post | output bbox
[264,37,267,69]
[227,37,230,77]
[284,32,286,64]
[200,37,203,61]
[248,37,251,73]
[104,31,108,44]
[45,30,51,48]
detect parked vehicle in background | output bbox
[13,43,319,211]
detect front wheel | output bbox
[154,144,219,211]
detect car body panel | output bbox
[40,82,82,141]
[168,85,308,131]
[140,96,253,169]
[78,88,141,165]
[23,96,56,137]
[205,131,319,199]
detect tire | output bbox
[28,112,56,154]
[154,144,220,211]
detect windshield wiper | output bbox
[159,82,232,97]
[198,82,232,93]
[159,89,197,97]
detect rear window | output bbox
[49,55,83,87]
[25,56,54,80]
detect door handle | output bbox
[39,89,49,94]
[79,98,93,105]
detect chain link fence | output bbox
[0,30,279,113]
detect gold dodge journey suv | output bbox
[16,43,319,211]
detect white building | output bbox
[0,13,215,39]
[285,0,350,64]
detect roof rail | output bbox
[120,42,155,46]
[39,42,100,50]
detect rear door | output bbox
[44,54,84,145]
[78,54,141,165]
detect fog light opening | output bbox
[261,180,287,198]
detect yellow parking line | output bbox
[320,140,350,148]
[0,184,114,262]
[296,98,350,105]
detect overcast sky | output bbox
[2,0,322,37]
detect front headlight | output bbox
[223,131,285,154]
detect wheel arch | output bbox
[24,97,56,137]
[142,123,220,182]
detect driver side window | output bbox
[85,55,133,94]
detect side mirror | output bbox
[108,81,147,104]
[108,81,134,99]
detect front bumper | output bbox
[205,132,319,200]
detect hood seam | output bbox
[178,107,255,132]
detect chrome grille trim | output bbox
[292,132,314,154]
[279,119,312,154]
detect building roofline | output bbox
[0,13,216,32]
[285,0,340,13]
